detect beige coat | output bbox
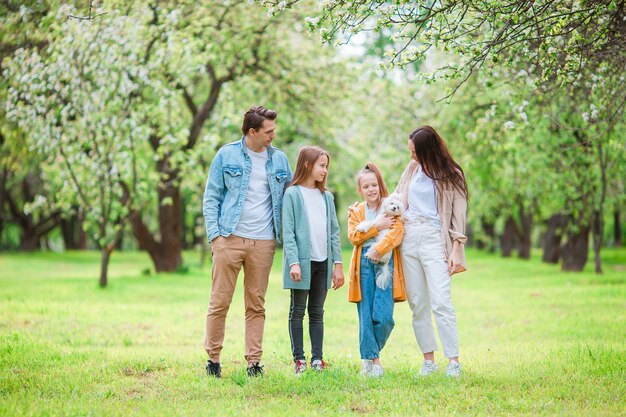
[395,161,468,273]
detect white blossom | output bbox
[305,16,320,26]
[520,112,528,123]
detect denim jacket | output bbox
[203,137,293,243]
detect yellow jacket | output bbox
[347,202,406,303]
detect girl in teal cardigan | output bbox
[282,146,344,375]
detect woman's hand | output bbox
[448,242,463,275]
[374,214,395,231]
[332,264,344,290]
[290,264,302,282]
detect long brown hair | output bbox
[290,146,330,192]
[409,125,468,199]
[356,162,389,211]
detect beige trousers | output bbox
[204,235,276,363]
[400,217,459,358]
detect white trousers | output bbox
[400,217,459,358]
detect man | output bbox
[202,106,292,377]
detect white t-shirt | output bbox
[233,148,274,240]
[363,204,379,247]
[407,165,440,227]
[299,186,328,262]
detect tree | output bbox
[6,9,154,285]
[263,2,626,271]
[266,1,625,96]
[0,132,60,250]
[5,0,359,273]
[122,0,357,271]
[0,1,65,250]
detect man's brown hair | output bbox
[241,106,277,135]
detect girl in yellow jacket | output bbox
[347,162,406,377]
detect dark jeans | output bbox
[288,260,328,361]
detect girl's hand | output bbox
[332,264,344,290]
[290,264,302,282]
[374,214,395,231]
[367,248,382,263]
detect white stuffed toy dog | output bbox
[355,193,403,290]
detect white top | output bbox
[233,148,274,240]
[363,204,379,247]
[407,164,440,228]
[299,186,328,262]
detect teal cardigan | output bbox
[281,185,342,290]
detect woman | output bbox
[395,125,468,377]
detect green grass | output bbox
[0,248,624,416]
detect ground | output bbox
[0,248,624,416]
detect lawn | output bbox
[0,248,624,416]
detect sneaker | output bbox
[294,359,307,375]
[418,360,438,376]
[360,359,373,376]
[206,360,221,378]
[369,363,384,378]
[247,362,264,377]
[445,361,461,377]
[310,359,327,372]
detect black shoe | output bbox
[206,360,221,378]
[246,362,264,377]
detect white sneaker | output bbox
[360,360,373,376]
[369,363,384,378]
[310,359,326,372]
[418,360,438,376]
[294,359,307,375]
[445,361,461,377]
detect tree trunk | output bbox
[114,232,124,250]
[592,210,603,274]
[475,225,486,250]
[501,216,518,257]
[61,214,87,250]
[191,216,199,247]
[200,238,209,268]
[561,224,590,271]
[155,182,183,271]
[518,205,533,259]
[99,244,114,288]
[129,181,183,272]
[615,210,622,247]
[77,221,87,249]
[483,220,497,253]
[465,222,474,247]
[19,226,40,251]
[181,194,190,250]
[542,214,567,263]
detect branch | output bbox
[68,0,107,20]
[5,189,27,225]
[178,83,198,116]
